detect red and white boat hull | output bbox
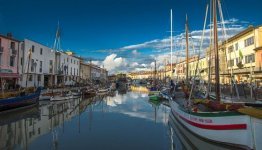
[169,99,256,149]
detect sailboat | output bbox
[148,59,161,101]
[165,1,262,149]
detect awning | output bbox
[0,73,19,78]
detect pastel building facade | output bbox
[0,34,20,90]
[80,62,91,82]
[19,39,56,87]
[55,51,80,86]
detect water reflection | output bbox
[0,87,171,150]
[0,86,244,150]
[0,106,40,150]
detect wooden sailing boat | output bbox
[165,2,262,149]
[148,59,161,100]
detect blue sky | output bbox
[0,0,261,73]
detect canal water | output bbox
[0,86,238,150]
[0,86,171,150]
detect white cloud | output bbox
[93,18,249,74]
[132,49,140,56]
[102,54,127,72]
[92,61,101,66]
[130,62,139,67]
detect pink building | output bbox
[0,33,20,90]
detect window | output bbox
[74,60,76,64]
[67,58,69,62]
[228,60,234,67]
[29,75,32,81]
[70,67,72,75]
[245,54,255,63]
[74,68,75,75]
[228,45,234,53]
[244,37,254,47]
[10,42,15,50]
[235,58,239,65]
[40,48,43,55]
[39,61,42,72]
[38,75,41,81]
[31,59,34,72]
[71,59,72,63]
[0,38,2,52]
[10,56,15,67]
[49,60,53,73]
[0,53,2,65]
[20,58,23,66]
[32,45,35,53]
[235,43,238,51]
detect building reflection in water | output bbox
[0,96,97,150]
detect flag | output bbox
[239,50,243,60]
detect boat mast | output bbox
[185,14,189,81]
[170,9,173,79]
[213,0,220,101]
[25,48,32,88]
[207,0,212,98]
[154,59,157,88]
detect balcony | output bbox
[0,47,3,53]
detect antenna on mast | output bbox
[53,21,61,51]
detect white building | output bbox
[55,51,80,86]
[19,39,56,87]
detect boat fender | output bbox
[192,106,198,112]
[226,104,230,111]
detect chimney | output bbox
[7,33,13,38]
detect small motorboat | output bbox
[96,88,109,95]
[71,90,81,98]
[39,91,60,100]
[50,91,73,101]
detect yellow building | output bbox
[129,26,262,85]
[165,63,176,78]
[80,62,91,81]
[223,25,262,84]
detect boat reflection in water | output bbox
[168,112,246,150]
[0,97,96,150]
